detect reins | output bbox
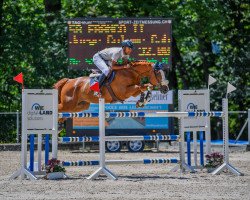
[128,61,162,86]
[128,62,153,81]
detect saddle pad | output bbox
[89,71,116,92]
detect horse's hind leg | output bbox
[58,95,90,113]
[58,103,65,112]
[58,86,79,112]
[57,77,91,112]
[73,101,90,112]
[58,95,77,112]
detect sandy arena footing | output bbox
[0,149,249,200]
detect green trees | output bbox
[0,0,249,141]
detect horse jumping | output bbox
[54,61,169,113]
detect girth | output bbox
[104,84,123,103]
[103,71,123,103]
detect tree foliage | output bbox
[0,0,249,142]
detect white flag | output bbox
[208,75,217,86]
[227,82,236,94]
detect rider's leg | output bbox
[98,73,106,89]
[93,53,110,76]
[93,53,110,90]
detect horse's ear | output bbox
[153,62,163,70]
[153,62,158,69]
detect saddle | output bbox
[89,70,123,103]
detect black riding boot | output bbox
[98,73,106,90]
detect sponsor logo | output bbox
[30,103,53,115]
[151,93,169,101]
[186,103,205,112]
[27,103,53,120]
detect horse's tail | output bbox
[53,78,69,104]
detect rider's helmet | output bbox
[121,40,134,49]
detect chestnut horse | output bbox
[54,61,169,113]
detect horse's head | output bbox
[129,61,169,94]
[149,62,169,94]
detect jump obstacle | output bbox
[27,134,180,173]
[10,89,243,180]
[86,98,222,180]
[27,117,207,175]
[28,133,203,170]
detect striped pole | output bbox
[59,135,179,143]
[62,158,179,166]
[59,136,99,143]
[58,111,224,119]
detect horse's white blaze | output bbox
[159,70,169,86]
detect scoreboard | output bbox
[67,18,172,70]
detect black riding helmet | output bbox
[121,40,134,49]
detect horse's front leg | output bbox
[125,84,153,108]
[125,84,149,98]
[136,86,153,108]
[137,83,153,93]
[125,83,153,98]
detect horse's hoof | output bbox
[136,101,144,108]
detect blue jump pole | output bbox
[29,134,35,172]
[187,132,191,166]
[45,134,50,165]
[199,131,204,166]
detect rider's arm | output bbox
[110,51,130,70]
[121,57,130,64]
[111,60,129,70]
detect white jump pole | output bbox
[207,74,217,154]
[37,134,42,172]
[87,98,117,180]
[212,98,243,176]
[51,91,58,159]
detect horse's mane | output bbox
[130,60,152,67]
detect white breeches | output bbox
[93,53,110,76]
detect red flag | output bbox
[13,73,24,88]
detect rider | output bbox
[92,39,134,91]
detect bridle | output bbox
[128,62,164,87]
[153,69,163,87]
